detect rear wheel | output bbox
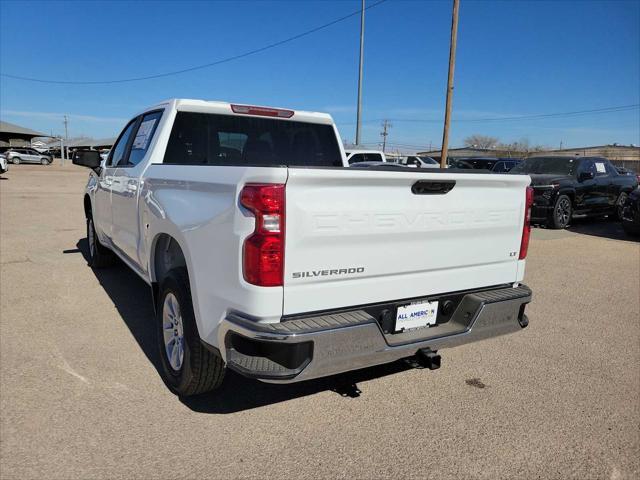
[12,157,20,165]
[86,216,115,267]
[550,194,572,229]
[156,268,225,396]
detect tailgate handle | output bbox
[412,180,456,195]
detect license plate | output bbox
[395,300,439,332]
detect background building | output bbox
[0,121,49,148]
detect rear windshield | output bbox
[511,157,576,175]
[163,112,343,167]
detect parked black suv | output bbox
[510,156,638,229]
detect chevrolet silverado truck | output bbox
[73,99,533,396]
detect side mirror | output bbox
[579,171,595,181]
[72,150,101,170]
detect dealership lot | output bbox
[1,164,638,479]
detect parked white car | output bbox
[344,149,387,165]
[401,155,440,168]
[5,148,52,165]
[73,98,533,396]
[0,153,8,174]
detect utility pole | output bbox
[559,140,563,150]
[63,115,69,163]
[380,120,392,153]
[440,0,460,168]
[355,0,365,146]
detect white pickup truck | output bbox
[73,99,533,396]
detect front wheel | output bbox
[615,192,628,220]
[12,157,20,165]
[86,216,115,267]
[40,158,49,165]
[550,194,572,229]
[156,268,225,396]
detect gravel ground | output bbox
[1,164,638,479]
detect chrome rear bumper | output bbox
[217,285,532,383]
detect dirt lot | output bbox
[1,164,638,480]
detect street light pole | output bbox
[440,0,460,168]
[355,0,365,146]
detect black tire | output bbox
[549,194,572,229]
[614,192,628,221]
[86,216,115,268]
[156,268,225,396]
[12,157,20,165]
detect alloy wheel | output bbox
[162,293,185,371]
[556,198,571,227]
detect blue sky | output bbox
[1,0,639,151]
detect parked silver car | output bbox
[6,148,52,165]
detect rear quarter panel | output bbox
[141,165,288,347]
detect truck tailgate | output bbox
[283,168,530,315]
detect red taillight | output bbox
[231,104,294,118]
[519,186,534,260]
[240,184,285,286]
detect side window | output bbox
[349,154,365,164]
[594,160,608,176]
[108,119,138,167]
[368,153,383,162]
[579,159,596,177]
[493,161,505,172]
[127,111,163,167]
[604,160,618,176]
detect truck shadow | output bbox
[567,217,637,242]
[75,239,418,413]
[533,217,637,242]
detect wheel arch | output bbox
[83,194,92,218]
[559,189,576,206]
[149,232,192,320]
[150,232,189,285]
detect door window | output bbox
[579,159,596,177]
[493,161,506,172]
[604,160,618,176]
[348,154,366,164]
[594,160,608,177]
[127,111,163,166]
[108,119,138,167]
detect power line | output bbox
[336,104,640,125]
[0,0,389,85]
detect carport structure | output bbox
[0,121,50,148]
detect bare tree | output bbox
[464,134,499,149]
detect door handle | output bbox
[412,180,456,195]
[127,181,138,192]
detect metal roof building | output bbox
[0,121,50,147]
